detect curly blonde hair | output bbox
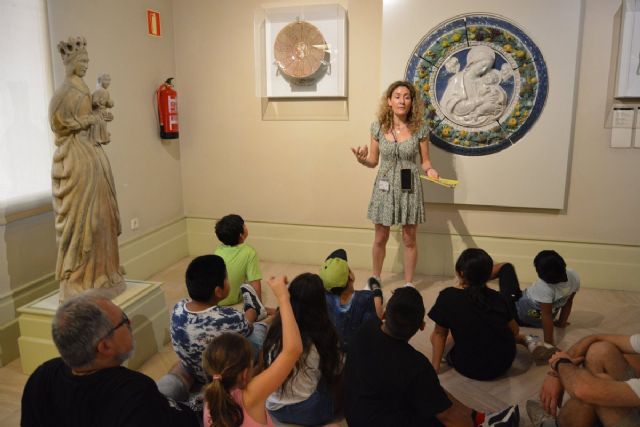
[376,80,425,134]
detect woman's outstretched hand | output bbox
[351,145,369,165]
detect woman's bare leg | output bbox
[372,224,390,278]
[402,224,418,284]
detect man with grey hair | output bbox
[21,292,198,426]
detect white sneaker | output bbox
[524,334,541,352]
[525,335,559,365]
[481,405,520,427]
[526,400,554,427]
[240,284,267,321]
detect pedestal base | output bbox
[17,280,170,374]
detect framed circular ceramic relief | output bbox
[274,21,328,81]
[405,14,548,156]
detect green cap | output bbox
[319,249,349,291]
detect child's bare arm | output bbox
[540,302,555,345]
[249,279,262,300]
[555,293,575,327]
[430,324,448,373]
[245,276,302,407]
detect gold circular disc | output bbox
[274,21,326,78]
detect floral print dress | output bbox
[366,121,428,226]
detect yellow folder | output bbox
[419,175,458,188]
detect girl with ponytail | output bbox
[201,276,302,427]
[427,248,521,380]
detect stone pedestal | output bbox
[17,280,169,374]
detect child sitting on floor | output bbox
[494,249,579,347]
[157,255,269,401]
[201,276,301,427]
[428,248,520,380]
[214,214,264,305]
[344,285,520,427]
[262,273,344,426]
[319,249,383,352]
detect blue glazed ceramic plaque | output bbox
[405,14,548,156]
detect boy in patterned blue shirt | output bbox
[157,255,268,401]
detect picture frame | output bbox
[255,4,347,98]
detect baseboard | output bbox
[187,218,640,291]
[0,217,189,366]
[119,217,189,281]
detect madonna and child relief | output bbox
[440,45,513,129]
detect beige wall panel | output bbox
[174,0,383,226]
[187,218,640,291]
[175,0,640,248]
[0,213,57,304]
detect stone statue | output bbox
[440,45,509,127]
[91,73,114,144]
[49,37,125,302]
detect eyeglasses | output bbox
[100,312,131,341]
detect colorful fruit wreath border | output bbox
[405,14,548,156]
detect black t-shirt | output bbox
[21,358,199,427]
[344,318,451,427]
[428,287,516,380]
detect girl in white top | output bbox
[262,273,343,426]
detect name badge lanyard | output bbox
[389,129,412,180]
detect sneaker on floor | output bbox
[526,400,555,427]
[404,282,415,288]
[366,276,383,301]
[532,343,560,366]
[524,334,542,352]
[240,284,267,321]
[481,404,520,427]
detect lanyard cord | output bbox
[381,128,412,178]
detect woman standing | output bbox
[352,81,439,288]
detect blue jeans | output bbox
[268,382,335,426]
[247,321,268,357]
[158,322,268,402]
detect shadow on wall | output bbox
[391,145,477,280]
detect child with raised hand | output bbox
[201,275,302,427]
[428,248,520,380]
[262,273,343,426]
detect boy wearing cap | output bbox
[495,250,580,346]
[319,249,383,353]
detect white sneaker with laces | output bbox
[240,284,267,321]
[481,404,520,427]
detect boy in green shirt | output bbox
[214,214,263,306]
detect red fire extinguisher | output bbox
[156,78,179,139]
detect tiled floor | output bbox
[2,257,639,426]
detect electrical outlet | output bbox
[130,218,140,230]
